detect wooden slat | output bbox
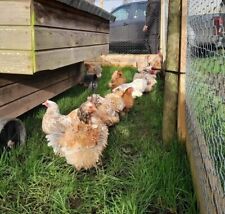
[35,27,109,50]
[186,133,216,214]
[0,77,77,119]
[0,70,70,107]
[0,26,32,50]
[34,1,109,33]
[0,1,31,26]
[0,74,23,87]
[0,50,33,74]
[35,44,108,71]
[0,63,81,118]
[162,0,181,144]
[177,0,187,142]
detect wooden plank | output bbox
[35,27,109,50]
[0,77,77,119]
[90,54,157,69]
[0,64,81,118]
[177,0,187,142]
[0,50,33,74]
[0,74,22,87]
[162,0,181,144]
[0,1,31,26]
[186,133,216,214]
[187,111,225,213]
[34,1,109,33]
[0,26,32,50]
[35,44,108,71]
[160,0,169,63]
[0,70,70,107]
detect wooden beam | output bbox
[186,133,217,214]
[0,63,82,119]
[35,44,108,72]
[0,0,31,26]
[34,1,109,33]
[0,71,69,107]
[160,0,169,61]
[0,50,33,75]
[0,26,32,50]
[186,111,225,213]
[177,0,187,142]
[35,27,109,50]
[162,0,181,144]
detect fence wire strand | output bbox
[186,0,225,212]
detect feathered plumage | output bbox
[113,78,147,98]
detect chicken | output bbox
[121,87,134,112]
[42,100,80,155]
[104,90,125,113]
[58,120,108,170]
[85,94,120,126]
[133,71,157,92]
[42,100,72,135]
[148,52,163,70]
[85,63,102,78]
[108,70,127,89]
[80,63,102,90]
[113,78,147,98]
[54,101,109,170]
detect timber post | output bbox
[162,0,181,144]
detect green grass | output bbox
[0,66,197,213]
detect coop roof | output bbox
[56,0,116,21]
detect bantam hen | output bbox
[121,87,134,112]
[104,90,125,113]
[133,71,157,92]
[85,94,120,126]
[58,120,108,170]
[108,70,127,89]
[42,100,73,155]
[113,78,147,98]
[55,101,109,170]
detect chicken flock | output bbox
[42,53,162,170]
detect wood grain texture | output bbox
[186,112,225,213]
[0,63,82,118]
[177,0,187,142]
[0,1,31,26]
[162,0,181,144]
[35,27,109,50]
[34,1,109,33]
[0,74,24,87]
[0,26,32,50]
[35,44,108,71]
[0,50,33,74]
[0,71,68,107]
[186,133,216,214]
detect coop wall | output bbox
[0,0,110,74]
[33,0,109,72]
[0,63,83,119]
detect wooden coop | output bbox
[0,0,114,145]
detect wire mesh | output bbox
[186,0,225,212]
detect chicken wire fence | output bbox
[186,0,225,212]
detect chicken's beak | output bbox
[42,101,48,107]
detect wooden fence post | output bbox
[162,0,181,144]
[177,0,187,142]
[160,0,169,62]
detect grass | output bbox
[0,66,197,213]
